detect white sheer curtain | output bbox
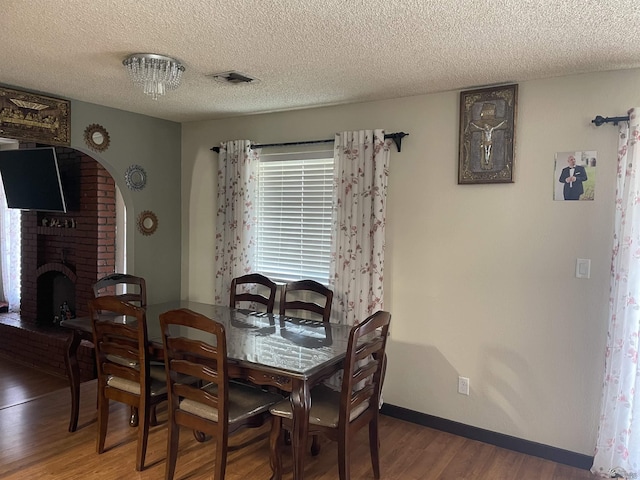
[592,108,640,478]
[329,130,390,327]
[0,182,20,311]
[213,140,259,305]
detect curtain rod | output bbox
[210,131,409,154]
[592,115,630,126]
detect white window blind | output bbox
[256,150,334,284]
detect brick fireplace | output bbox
[19,146,116,325]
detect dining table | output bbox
[61,300,353,480]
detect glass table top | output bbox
[63,301,353,379]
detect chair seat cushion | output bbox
[107,375,167,397]
[179,382,282,424]
[270,384,369,428]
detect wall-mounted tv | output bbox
[0,147,67,213]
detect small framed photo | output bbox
[458,84,517,184]
[554,151,596,201]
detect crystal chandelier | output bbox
[122,53,185,100]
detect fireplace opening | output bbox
[37,270,76,326]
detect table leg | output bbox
[64,329,82,433]
[290,379,311,480]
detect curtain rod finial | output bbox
[592,115,630,127]
[386,132,408,152]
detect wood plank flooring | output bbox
[0,355,68,409]
[0,359,598,479]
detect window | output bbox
[0,176,21,310]
[255,150,334,284]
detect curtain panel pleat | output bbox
[0,181,20,310]
[592,108,640,478]
[329,129,390,327]
[213,140,259,305]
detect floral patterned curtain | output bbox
[330,130,390,326]
[592,108,640,478]
[213,140,259,305]
[0,181,20,311]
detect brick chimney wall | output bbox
[19,146,116,324]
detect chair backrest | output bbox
[89,295,150,395]
[340,310,391,427]
[279,279,333,323]
[159,308,229,428]
[94,273,147,307]
[229,273,277,313]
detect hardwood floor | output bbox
[0,360,598,479]
[0,355,68,409]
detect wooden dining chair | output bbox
[279,279,333,323]
[279,279,334,450]
[159,308,283,480]
[229,273,277,313]
[93,273,147,307]
[89,295,167,472]
[93,273,157,426]
[269,310,392,480]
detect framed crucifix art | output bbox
[458,84,517,184]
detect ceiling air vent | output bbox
[208,71,260,85]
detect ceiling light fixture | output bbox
[122,53,185,100]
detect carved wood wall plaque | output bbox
[0,86,70,146]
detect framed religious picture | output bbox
[0,86,70,146]
[458,84,517,184]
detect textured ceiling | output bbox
[1,0,639,123]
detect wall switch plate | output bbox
[458,376,470,395]
[576,258,591,279]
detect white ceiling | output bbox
[1,0,639,123]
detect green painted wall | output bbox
[68,99,182,303]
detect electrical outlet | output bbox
[458,376,470,395]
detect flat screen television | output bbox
[0,147,67,213]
